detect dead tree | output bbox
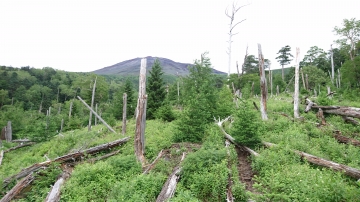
[301,68,306,90]
[241,45,249,75]
[330,44,335,82]
[122,93,127,135]
[276,85,279,96]
[77,96,116,134]
[68,101,73,119]
[135,58,147,165]
[4,142,35,153]
[258,44,268,120]
[88,77,97,131]
[0,150,3,166]
[5,121,12,142]
[143,150,164,174]
[311,105,360,119]
[225,2,247,77]
[44,170,71,202]
[294,47,300,119]
[0,173,35,202]
[95,103,98,125]
[156,153,186,202]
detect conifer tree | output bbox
[146,59,166,119]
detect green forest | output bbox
[0,18,360,201]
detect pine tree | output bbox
[276,45,294,80]
[146,59,166,119]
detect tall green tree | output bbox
[333,18,360,61]
[243,55,259,74]
[146,59,166,119]
[276,45,294,80]
[301,46,330,72]
[174,53,217,142]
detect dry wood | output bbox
[44,170,71,202]
[135,58,147,165]
[0,150,3,166]
[342,116,359,125]
[3,137,129,188]
[333,131,360,147]
[0,173,35,202]
[311,105,360,119]
[143,150,164,174]
[294,47,300,118]
[88,77,97,131]
[331,44,335,81]
[305,98,315,113]
[258,44,268,120]
[4,142,35,153]
[156,153,186,202]
[252,101,259,111]
[68,101,73,119]
[316,108,326,125]
[225,140,234,202]
[262,142,360,179]
[305,74,309,91]
[11,139,31,143]
[301,68,306,90]
[77,96,116,133]
[122,93,127,135]
[215,117,259,157]
[276,85,279,96]
[5,121,12,142]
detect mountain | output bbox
[92,56,226,76]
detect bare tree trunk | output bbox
[0,150,3,166]
[236,61,240,77]
[95,103,98,125]
[338,69,341,88]
[317,108,326,125]
[314,89,317,97]
[258,44,268,120]
[294,48,300,119]
[305,74,309,91]
[39,100,43,113]
[5,121,12,142]
[269,67,273,96]
[282,65,284,81]
[276,85,279,96]
[68,101,73,119]
[122,93,127,135]
[60,119,64,132]
[251,82,254,97]
[88,77,97,132]
[135,58,147,165]
[301,68,306,90]
[77,96,116,134]
[331,44,335,82]
[327,86,331,95]
[58,104,61,115]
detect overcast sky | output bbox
[1,0,359,73]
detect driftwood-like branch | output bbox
[215,117,259,157]
[4,142,35,153]
[3,137,129,188]
[263,142,360,179]
[0,173,35,202]
[156,153,186,202]
[143,150,164,174]
[333,131,360,147]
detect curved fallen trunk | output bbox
[263,142,360,179]
[0,174,34,202]
[4,142,35,153]
[311,105,360,119]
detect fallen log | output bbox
[3,137,129,188]
[311,106,360,119]
[342,116,359,125]
[304,98,315,113]
[11,139,32,143]
[215,117,259,157]
[143,150,164,174]
[4,142,35,153]
[0,173,35,202]
[225,140,234,202]
[262,142,360,179]
[156,153,186,202]
[333,131,360,147]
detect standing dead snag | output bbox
[88,77,97,131]
[135,58,147,165]
[5,121,12,142]
[122,93,127,135]
[225,2,247,77]
[294,47,300,119]
[258,44,268,120]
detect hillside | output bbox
[92,56,226,76]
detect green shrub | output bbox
[155,104,176,122]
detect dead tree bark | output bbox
[0,173,35,202]
[77,96,116,133]
[95,103,98,125]
[44,170,71,202]
[88,77,97,131]
[276,85,279,96]
[225,140,234,202]
[342,116,359,125]
[305,98,315,113]
[68,101,73,119]
[251,82,254,97]
[317,108,326,125]
[294,47,300,119]
[331,44,335,82]
[262,142,360,179]
[311,105,360,119]
[333,131,360,147]
[60,119,64,132]
[4,142,35,153]
[0,150,3,166]
[122,93,127,135]
[156,153,186,202]
[135,58,147,165]
[301,68,306,90]
[338,69,341,88]
[258,44,268,120]
[305,74,309,91]
[143,150,164,174]
[3,137,129,187]
[5,121,12,142]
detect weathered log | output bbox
[342,116,359,125]
[4,142,35,153]
[311,106,360,119]
[0,150,3,166]
[135,58,147,165]
[0,173,35,202]
[258,44,268,120]
[263,142,360,179]
[304,98,315,113]
[3,137,129,187]
[333,131,360,147]
[215,117,259,157]
[77,96,117,133]
[11,139,31,143]
[225,140,234,202]
[143,150,164,174]
[156,153,186,202]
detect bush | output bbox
[231,101,262,147]
[155,104,176,122]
